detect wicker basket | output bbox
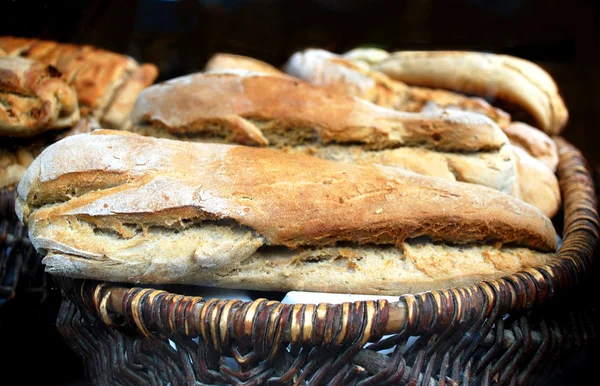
[0,186,48,304]
[52,137,598,385]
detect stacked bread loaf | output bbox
[131,50,561,218]
[15,47,568,296]
[0,37,158,130]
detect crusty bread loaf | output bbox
[343,49,568,135]
[17,130,557,295]
[284,49,511,127]
[130,70,517,193]
[100,64,159,130]
[0,36,158,129]
[0,56,80,137]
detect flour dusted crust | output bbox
[16,130,557,295]
[131,71,507,152]
[0,56,80,136]
[0,36,159,129]
[342,49,568,135]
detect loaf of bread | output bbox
[16,130,557,295]
[284,49,511,127]
[0,36,158,129]
[0,56,79,137]
[343,49,568,135]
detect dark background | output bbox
[1,0,598,163]
[0,0,599,384]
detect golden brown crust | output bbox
[347,50,568,135]
[0,36,159,128]
[0,56,80,137]
[101,63,159,129]
[131,71,508,152]
[18,130,557,252]
[0,36,35,56]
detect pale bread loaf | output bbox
[284,49,511,127]
[342,49,568,135]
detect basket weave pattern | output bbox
[0,187,46,303]
[54,138,598,385]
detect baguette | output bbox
[17,130,557,295]
[284,49,511,127]
[0,56,79,136]
[343,49,568,135]
[206,51,558,171]
[0,36,158,129]
[131,70,516,194]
